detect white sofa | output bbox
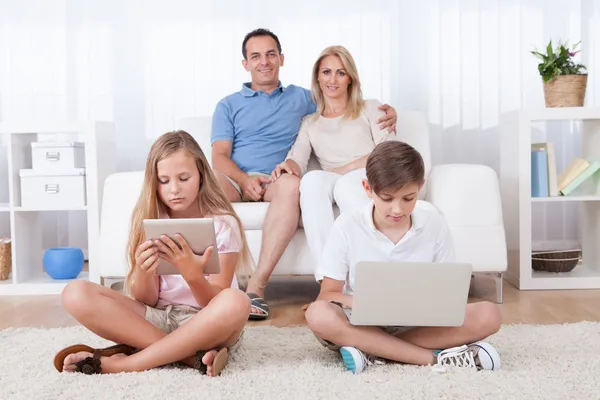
[97,113,508,303]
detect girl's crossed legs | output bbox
[58,281,250,376]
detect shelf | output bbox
[12,206,88,212]
[523,107,600,122]
[0,120,117,296]
[531,195,600,203]
[0,277,13,286]
[0,271,89,295]
[500,108,600,291]
[23,270,89,285]
[524,264,600,290]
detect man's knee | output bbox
[270,173,300,199]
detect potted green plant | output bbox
[531,40,587,107]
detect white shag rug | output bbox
[1,323,600,400]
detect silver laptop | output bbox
[350,261,473,327]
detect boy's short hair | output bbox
[365,141,425,194]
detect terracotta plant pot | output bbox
[543,74,588,107]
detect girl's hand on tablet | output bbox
[135,240,159,275]
[155,234,214,280]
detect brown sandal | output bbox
[53,343,135,374]
[194,347,229,376]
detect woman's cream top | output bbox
[285,99,394,175]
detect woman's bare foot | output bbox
[63,351,127,373]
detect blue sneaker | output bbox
[339,346,383,374]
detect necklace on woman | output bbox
[323,105,347,118]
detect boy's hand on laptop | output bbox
[317,277,353,308]
[155,234,214,280]
[241,175,269,201]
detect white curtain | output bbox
[0,0,598,250]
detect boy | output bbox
[305,141,502,374]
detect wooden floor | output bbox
[1,275,600,330]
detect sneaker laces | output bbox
[432,345,476,372]
[365,353,385,366]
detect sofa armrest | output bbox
[98,171,145,278]
[425,164,503,227]
[425,164,507,272]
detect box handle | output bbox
[46,152,60,161]
[45,184,59,194]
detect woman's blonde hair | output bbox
[311,45,365,120]
[124,130,253,295]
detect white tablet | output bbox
[142,218,221,275]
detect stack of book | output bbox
[531,142,600,197]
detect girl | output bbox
[271,45,396,274]
[53,130,252,377]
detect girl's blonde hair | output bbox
[124,130,253,295]
[311,45,365,120]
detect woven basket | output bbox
[531,249,581,260]
[532,257,579,273]
[543,74,587,107]
[0,238,11,281]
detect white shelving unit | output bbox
[500,107,600,290]
[0,121,116,295]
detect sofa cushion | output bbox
[232,201,339,230]
[231,202,271,230]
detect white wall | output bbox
[0,0,599,252]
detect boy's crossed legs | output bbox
[305,299,502,373]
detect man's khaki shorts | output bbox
[222,172,272,202]
[315,301,415,351]
[144,304,244,352]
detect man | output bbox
[211,28,396,320]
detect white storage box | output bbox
[19,168,87,209]
[31,141,85,172]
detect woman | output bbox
[272,45,397,274]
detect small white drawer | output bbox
[19,169,87,209]
[31,141,85,172]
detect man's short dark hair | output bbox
[366,141,425,194]
[242,28,282,60]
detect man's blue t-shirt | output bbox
[211,82,316,174]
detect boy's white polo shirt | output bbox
[315,200,456,295]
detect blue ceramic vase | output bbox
[43,247,84,280]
